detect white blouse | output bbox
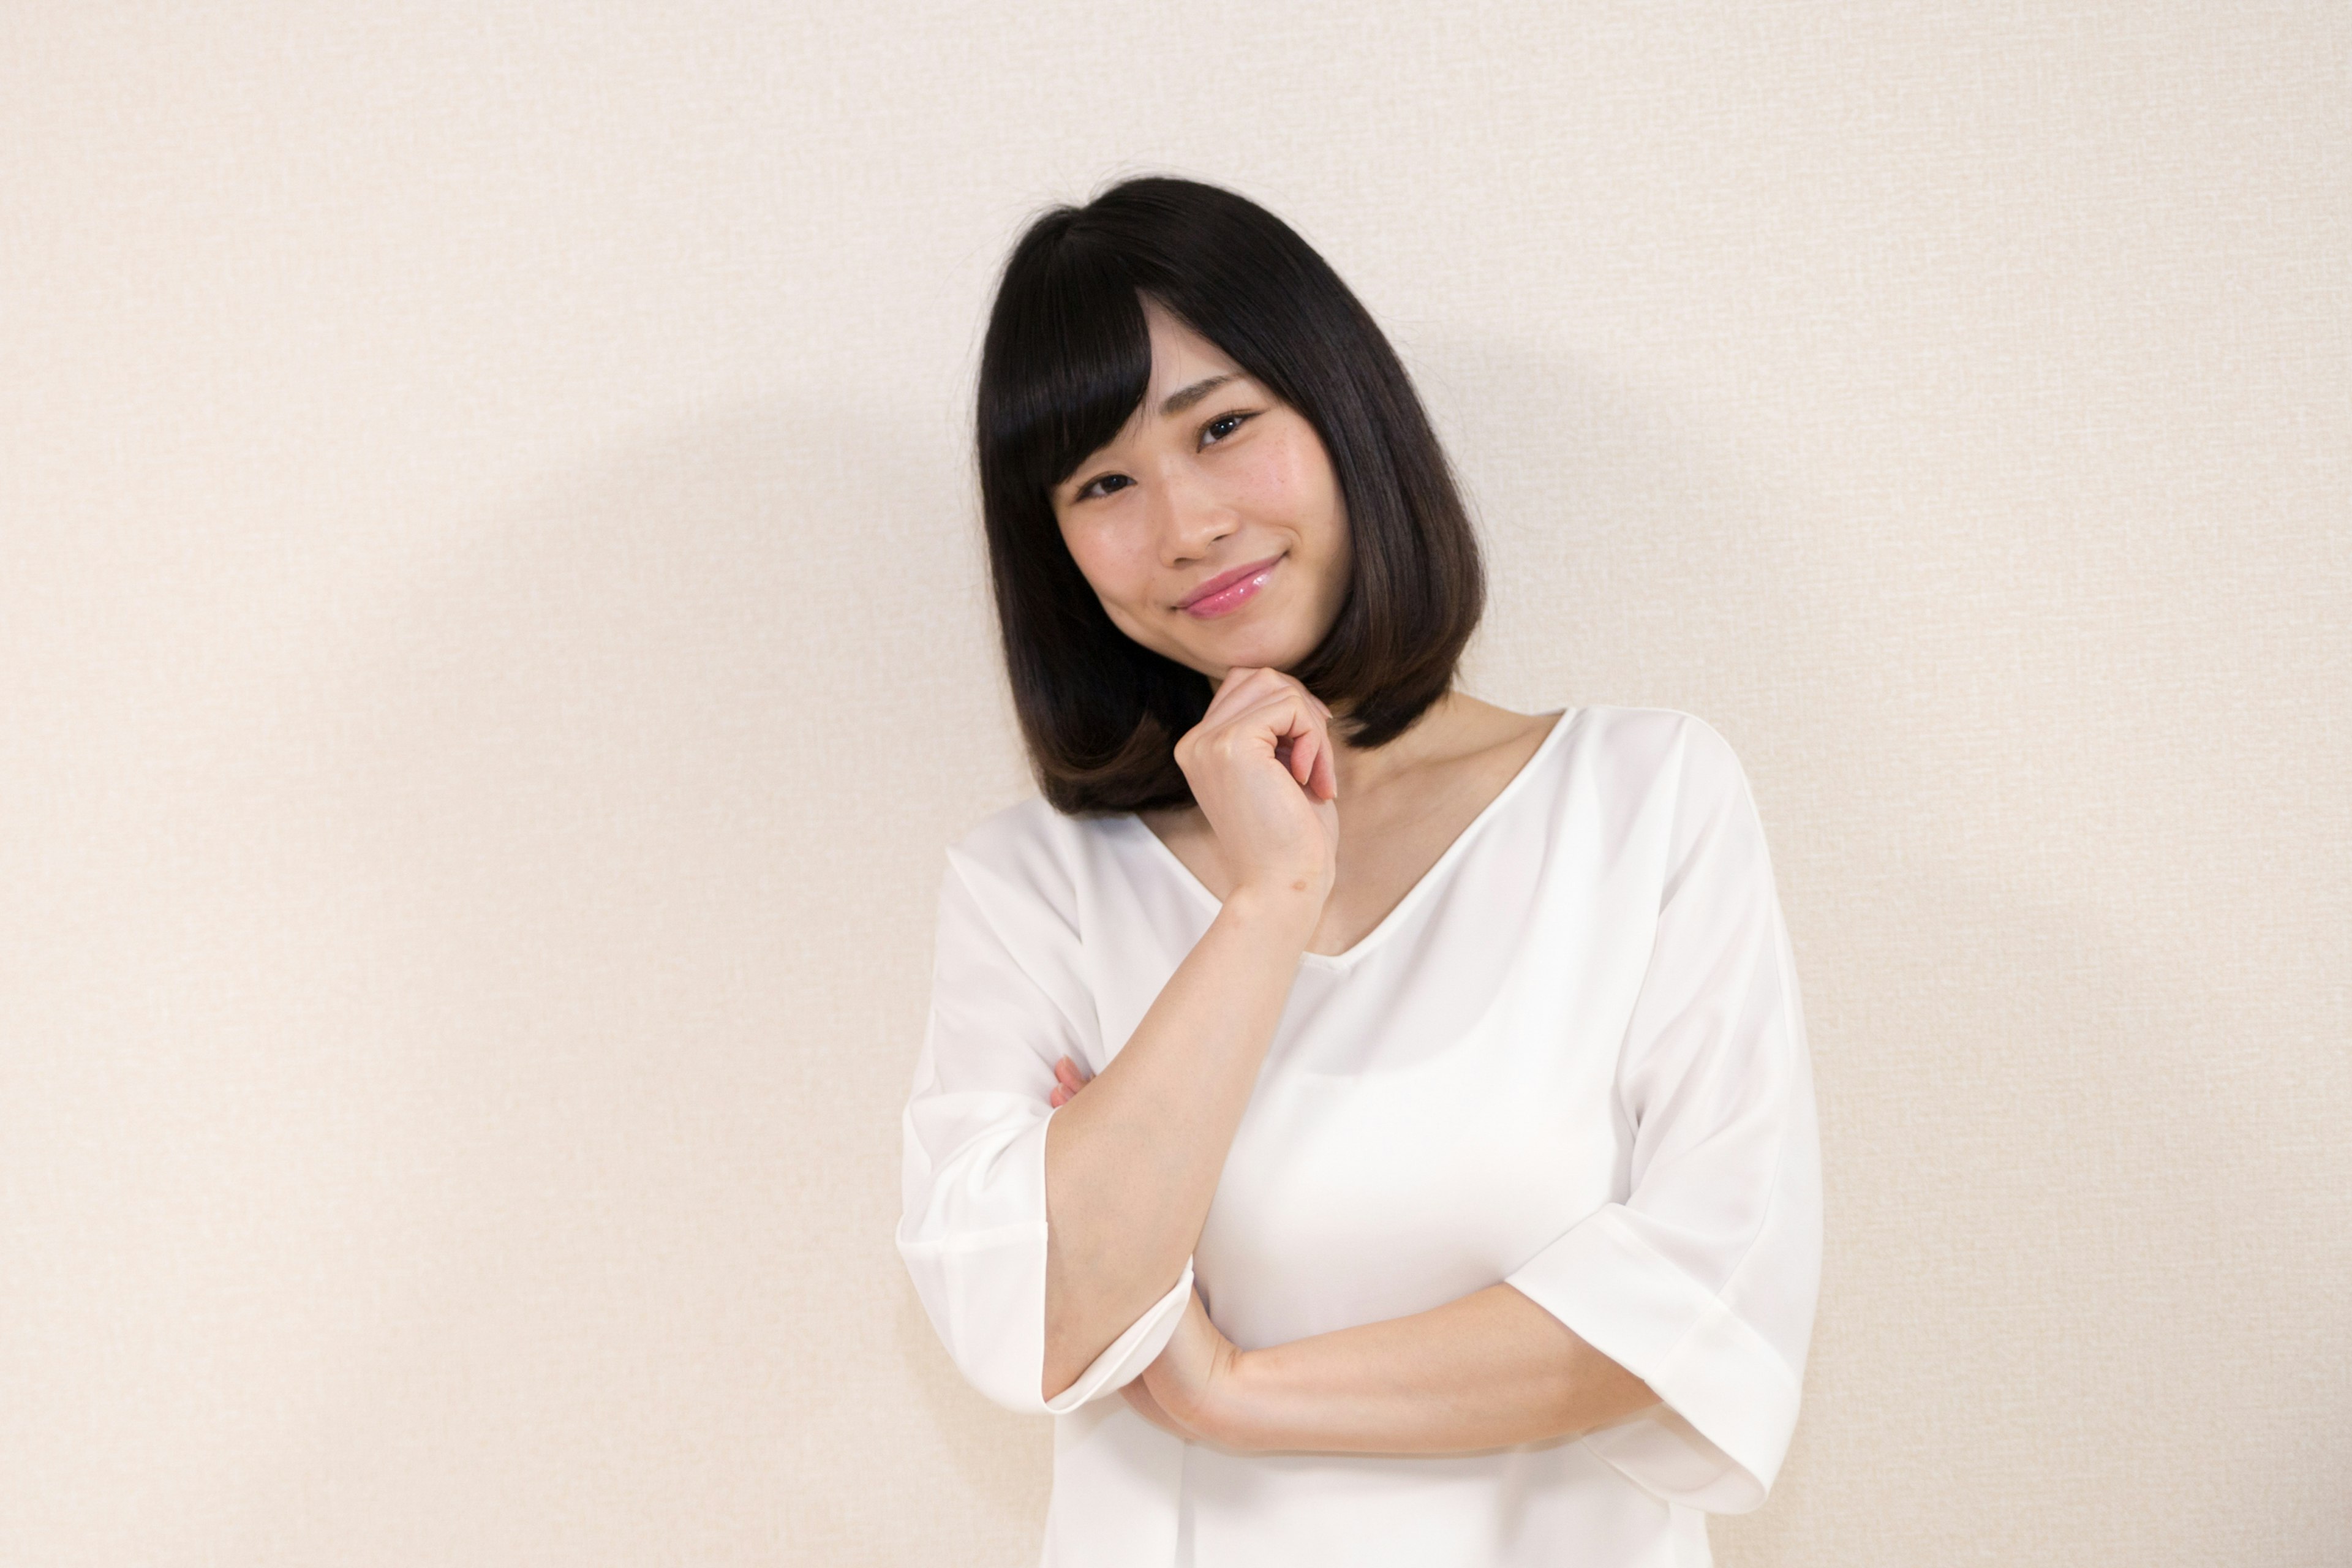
[896,706,1821,1568]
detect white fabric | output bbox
[896,706,1822,1567]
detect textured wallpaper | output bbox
[2,3,2345,1564]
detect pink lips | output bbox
[1178,554,1284,619]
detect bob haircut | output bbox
[976,175,1485,816]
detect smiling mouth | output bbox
[1178,554,1284,617]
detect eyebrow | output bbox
[1061,372,1251,501]
[1159,373,1241,417]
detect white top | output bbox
[897,706,1822,1568]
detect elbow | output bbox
[1039,1304,1098,1407]
[1550,1331,1665,1444]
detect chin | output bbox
[1205,634,1317,675]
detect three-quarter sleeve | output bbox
[1502,717,1822,1513]
[895,823,1196,1416]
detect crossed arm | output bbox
[1047,1057,1662,1455]
[1138,1275,1660,1454]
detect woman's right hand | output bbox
[1172,666,1340,909]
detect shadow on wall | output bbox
[271,399,1049,1559]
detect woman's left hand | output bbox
[1122,1286,1249,1447]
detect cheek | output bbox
[1061,525,1154,614]
[1240,432,1344,548]
[1246,437,1307,502]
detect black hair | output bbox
[976,175,1484,815]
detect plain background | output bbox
[4,3,2346,1564]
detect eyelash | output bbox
[1200,409,1254,445]
[1074,410,1258,501]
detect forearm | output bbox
[1216,1283,1660,1454]
[1041,886,1315,1400]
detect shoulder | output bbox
[941,794,1116,932]
[1540,706,1771,867]
[1555,705,1752,801]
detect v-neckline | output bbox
[1120,707,1574,971]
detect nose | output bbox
[1150,459,1237,567]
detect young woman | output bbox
[896,176,1822,1567]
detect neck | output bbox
[1325,689,1464,799]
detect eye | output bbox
[1200,410,1257,447]
[1074,472,1134,502]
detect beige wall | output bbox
[4,4,2345,1564]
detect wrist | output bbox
[1219,881,1326,946]
[1204,1346,1276,1452]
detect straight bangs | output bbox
[980,236,1153,504]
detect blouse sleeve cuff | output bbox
[900,1109,1199,1416]
[1502,1205,1802,1513]
[1041,1255,1196,1415]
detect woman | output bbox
[896,176,1821,1567]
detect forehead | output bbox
[1140,297,1244,396]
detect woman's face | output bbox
[1050,298,1350,685]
